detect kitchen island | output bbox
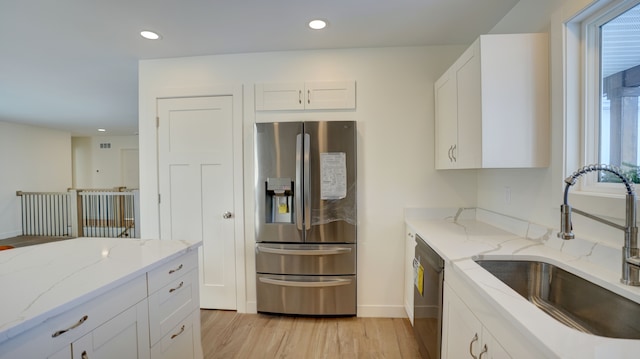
[406,208,640,359]
[0,237,202,358]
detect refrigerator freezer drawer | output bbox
[255,243,356,275]
[256,274,356,315]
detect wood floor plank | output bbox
[201,310,422,359]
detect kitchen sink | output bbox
[474,259,640,339]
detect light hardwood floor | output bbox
[200,310,421,359]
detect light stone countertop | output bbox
[0,237,201,344]
[406,208,640,359]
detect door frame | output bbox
[140,84,246,312]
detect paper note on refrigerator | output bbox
[320,152,347,200]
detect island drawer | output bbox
[151,309,202,359]
[149,267,199,345]
[0,274,147,359]
[148,251,199,294]
[45,274,148,353]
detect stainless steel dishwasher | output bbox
[413,234,444,359]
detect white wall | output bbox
[139,46,477,316]
[0,121,71,239]
[477,0,628,249]
[72,135,139,189]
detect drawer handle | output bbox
[171,325,186,339]
[257,247,351,256]
[169,281,184,293]
[478,344,488,359]
[469,333,479,359]
[168,264,183,274]
[52,315,88,338]
[259,277,352,287]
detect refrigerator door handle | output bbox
[259,277,352,288]
[257,246,352,256]
[295,133,303,231]
[304,133,311,231]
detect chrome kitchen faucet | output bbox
[558,164,640,286]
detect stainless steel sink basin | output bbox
[474,259,640,339]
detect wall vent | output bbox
[99,143,111,149]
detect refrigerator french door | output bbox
[255,121,357,315]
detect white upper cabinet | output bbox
[255,81,356,111]
[434,33,549,169]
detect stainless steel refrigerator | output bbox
[254,121,357,316]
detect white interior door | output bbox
[157,96,236,310]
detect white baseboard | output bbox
[240,302,407,318]
[242,300,257,314]
[0,230,21,240]
[357,305,408,318]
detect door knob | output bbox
[222,211,233,219]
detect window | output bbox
[583,0,640,192]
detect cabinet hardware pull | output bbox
[478,344,488,359]
[169,281,184,293]
[299,90,302,104]
[451,144,457,162]
[469,333,479,359]
[168,264,183,274]
[307,89,311,104]
[257,246,351,256]
[81,350,88,359]
[259,277,351,287]
[447,145,453,162]
[52,315,88,338]
[171,325,186,339]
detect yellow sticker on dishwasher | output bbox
[417,264,424,296]
[278,203,288,214]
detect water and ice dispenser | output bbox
[265,177,294,224]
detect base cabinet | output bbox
[48,300,150,359]
[443,283,510,359]
[150,310,201,359]
[0,251,202,359]
[404,224,416,325]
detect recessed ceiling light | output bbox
[308,19,327,30]
[140,30,161,40]
[98,128,106,132]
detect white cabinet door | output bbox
[255,81,356,111]
[443,283,512,359]
[305,81,356,110]
[255,82,305,110]
[443,283,483,358]
[404,225,416,324]
[454,43,482,169]
[434,70,458,169]
[71,300,150,359]
[482,329,511,359]
[434,33,548,169]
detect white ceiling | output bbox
[0,0,520,136]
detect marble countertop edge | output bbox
[405,216,640,358]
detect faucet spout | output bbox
[558,203,574,240]
[559,164,640,286]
